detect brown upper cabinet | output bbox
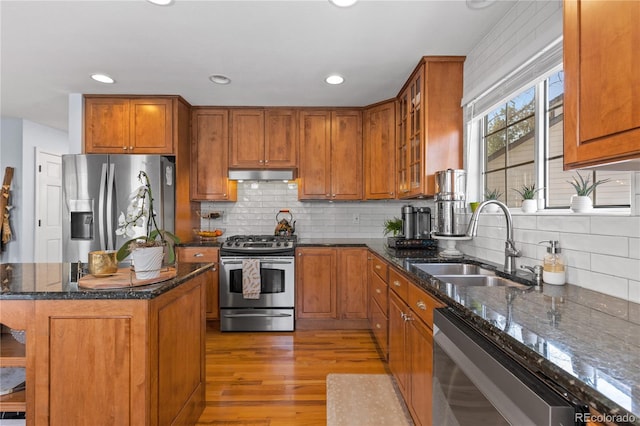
[563,0,640,170]
[396,57,465,198]
[84,96,180,154]
[298,109,363,200]
[364,100,396,200]
[190,108,237,201]
[229,108,298,169]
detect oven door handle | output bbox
[222,313,293,318]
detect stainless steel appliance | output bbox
[433,309,584,425]
[434,169,467,236]
[415,207,431,239]
[401,205,416,239]
[62,154,175,263]
[219,235,296,331]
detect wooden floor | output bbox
[196,322,389,425]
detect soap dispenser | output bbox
[539,240,566,285]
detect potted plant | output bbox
[116,171,180,279]
[383,217,403,237]
[513,183,542,213]
[567,172,610,213]
[483,188,503,212]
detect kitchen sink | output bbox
[410,263,495,276]
[435,275,528,288]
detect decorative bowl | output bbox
[193,228,225,241]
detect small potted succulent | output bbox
[483,188,503,213]
[513,183,543,213]
[383,217,403,237]
[116,171,180,279]
[567,172,610,213]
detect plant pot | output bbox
[131,245,164,280]
[570,195,593,213]
[483,203,500,213]
[521,199,537,213]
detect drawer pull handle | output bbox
[393,281,401,287]
[193,253,204,257]
[375,288,381,294]
[376,323,381,329]
[375,265,381,270]
[416,301,426,311]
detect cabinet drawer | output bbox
[369,296,388,357]
[370,272,388,315]
[177,247,218,263]
[388,267,409,301]
[408,283,443,327]
[370,256,388,282]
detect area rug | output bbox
[326,374,413,426]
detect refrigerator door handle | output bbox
[106,163,116,250]
[98,163,108,250]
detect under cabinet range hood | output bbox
[228,169,296,181]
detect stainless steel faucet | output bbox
[465,200,521,274]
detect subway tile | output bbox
[590,216,640,237]
[536,215,590,233]
[591,253,640,281]
[629,280,640,304]
[561,233,628,257]
[630,238,640,260]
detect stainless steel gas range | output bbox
[219,235,296,331]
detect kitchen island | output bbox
[0,262,214,426]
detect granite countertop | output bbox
[0,262,215,300]
[363,240,640,425]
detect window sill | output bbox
[509,208,631,216]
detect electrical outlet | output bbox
[352,213,360,224]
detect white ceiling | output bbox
[1,0,516,132]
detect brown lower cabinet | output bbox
[388,267,444,426]
[0,272,207,426]
[177,246,219,319]
[295,247,368,328]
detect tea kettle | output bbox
[274,209,296,236]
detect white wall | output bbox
[0,118,69,263]
[458,0,640,302]
[200,181,430,239]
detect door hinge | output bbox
[38,164,42,172]
[38,220,41,227]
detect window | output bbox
[481,69,631,210]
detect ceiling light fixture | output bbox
[209,74,231,85]
[329,0,358,7]
[146,0,174,6]
[325,74,344,85]
[90,73,115,84]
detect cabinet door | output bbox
[364,101,396,199]
[265,109,298,168]
[409,317,434,426]
[298,111,332,199]
[229,109,265,168]
[177,247,219,320]
[564,0,640,169]
[331,110,363,200]
[388,291,409,399]
[191,109,237,201]
[338,248,368,319]
[129,98,174,154]
[84,97,130,153]
[295,248,337,319]
[406,69,423,198]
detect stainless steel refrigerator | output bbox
[62,154,175,263]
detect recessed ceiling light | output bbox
[90,73,115,84]
[147,0,174,5]
[329,0,358,7]
[209,74,231,85]
[325,74,344,85]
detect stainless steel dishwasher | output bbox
[433,308,586,425]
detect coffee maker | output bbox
[401,205,431,239]
[434,169,467,236]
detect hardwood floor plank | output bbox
[197,326,388,425]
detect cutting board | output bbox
[78,267,177,289]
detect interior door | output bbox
[35,150,62,262]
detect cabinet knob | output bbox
[375,288,381,294]
[393,280,401,287]
[259,160,264,163]
[129,146,134,150]
[332,194,336,197]
[416,301,426,311]
[326,194,330,197]
[265,160,269,163]
[375,265,381,270]
[376,323,381,329]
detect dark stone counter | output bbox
[0,262,215,300]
